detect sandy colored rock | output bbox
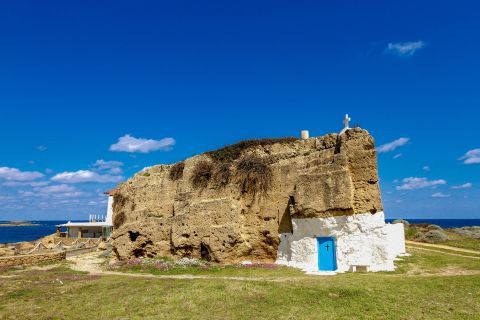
[111,128,383,263]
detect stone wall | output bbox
[0,252,66,267]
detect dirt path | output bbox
[406,240,480,254]
[407,245,480,260]
[67,251,106,274]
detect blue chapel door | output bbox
[317,237,337,271]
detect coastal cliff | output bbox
[111,128,383,263]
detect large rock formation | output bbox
[111,128,383,263]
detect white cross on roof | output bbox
[340,114,351,135]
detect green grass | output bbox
[407,242,480,258]
[404,225,480,251]
[443,231,480,251]
[115,263,305,278]
[1,249,480,319]
[399,247,480,273]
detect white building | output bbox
[276,116,406,274]
[56,190,115,239]
[276,212,406,273]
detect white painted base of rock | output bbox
[276,212,405,273]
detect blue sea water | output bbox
[385,219,480,228]
[1,219,479,244]
[0,221,68,244]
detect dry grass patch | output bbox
[205,137,298,163]
[169,162,185,181]
[235,154,272,195]
[190,160,213,189]
[212,162,231,187]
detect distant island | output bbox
[0,221,40,227]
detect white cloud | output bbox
[4,204,25,210]
[51,170,123,183]
[393,153,402,159]
[18,190,36,197]
[422,166,430,171]
[385,41,426,57]
[92,160,124,174]
[451,183,472,190]
[34,184,76,194]
[2,181,50,187]
[109,134,175,153]
[396,177,447,190]
[52,191,86,198]
[376,138,410,153]
[0,195,15,201]
[37,145,47,152]
[459,149,480,164]
[432,192,450,198]
[18,184,88,200]
[0,167,44,181]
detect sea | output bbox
[0,219,479,244]
[0,220,68,244]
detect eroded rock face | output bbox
[111,128,383,263]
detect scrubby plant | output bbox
[206,137,298,163]
[112,193,128,228]
[190,160,213,189]
[420,230,449,244]
[113,212,126,229]
[392,219,410,227]
[169,161,185,181]
[235,154,272,195]
[212,162,231,187]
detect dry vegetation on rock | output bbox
[190,160,214,189]
[212,162,232,187]
[205,137,298,163]
[169,162,185,181]
[235,154,272,195]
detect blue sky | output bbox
[0,0,478,220]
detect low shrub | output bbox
[169,162,185,181]
[420,230,449,244]
[212,162,231,187]
[235,154,272,195]
[113,211,126,229]
[206,137,298,163]
[190,160,213,189]
[392,219,410,227]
